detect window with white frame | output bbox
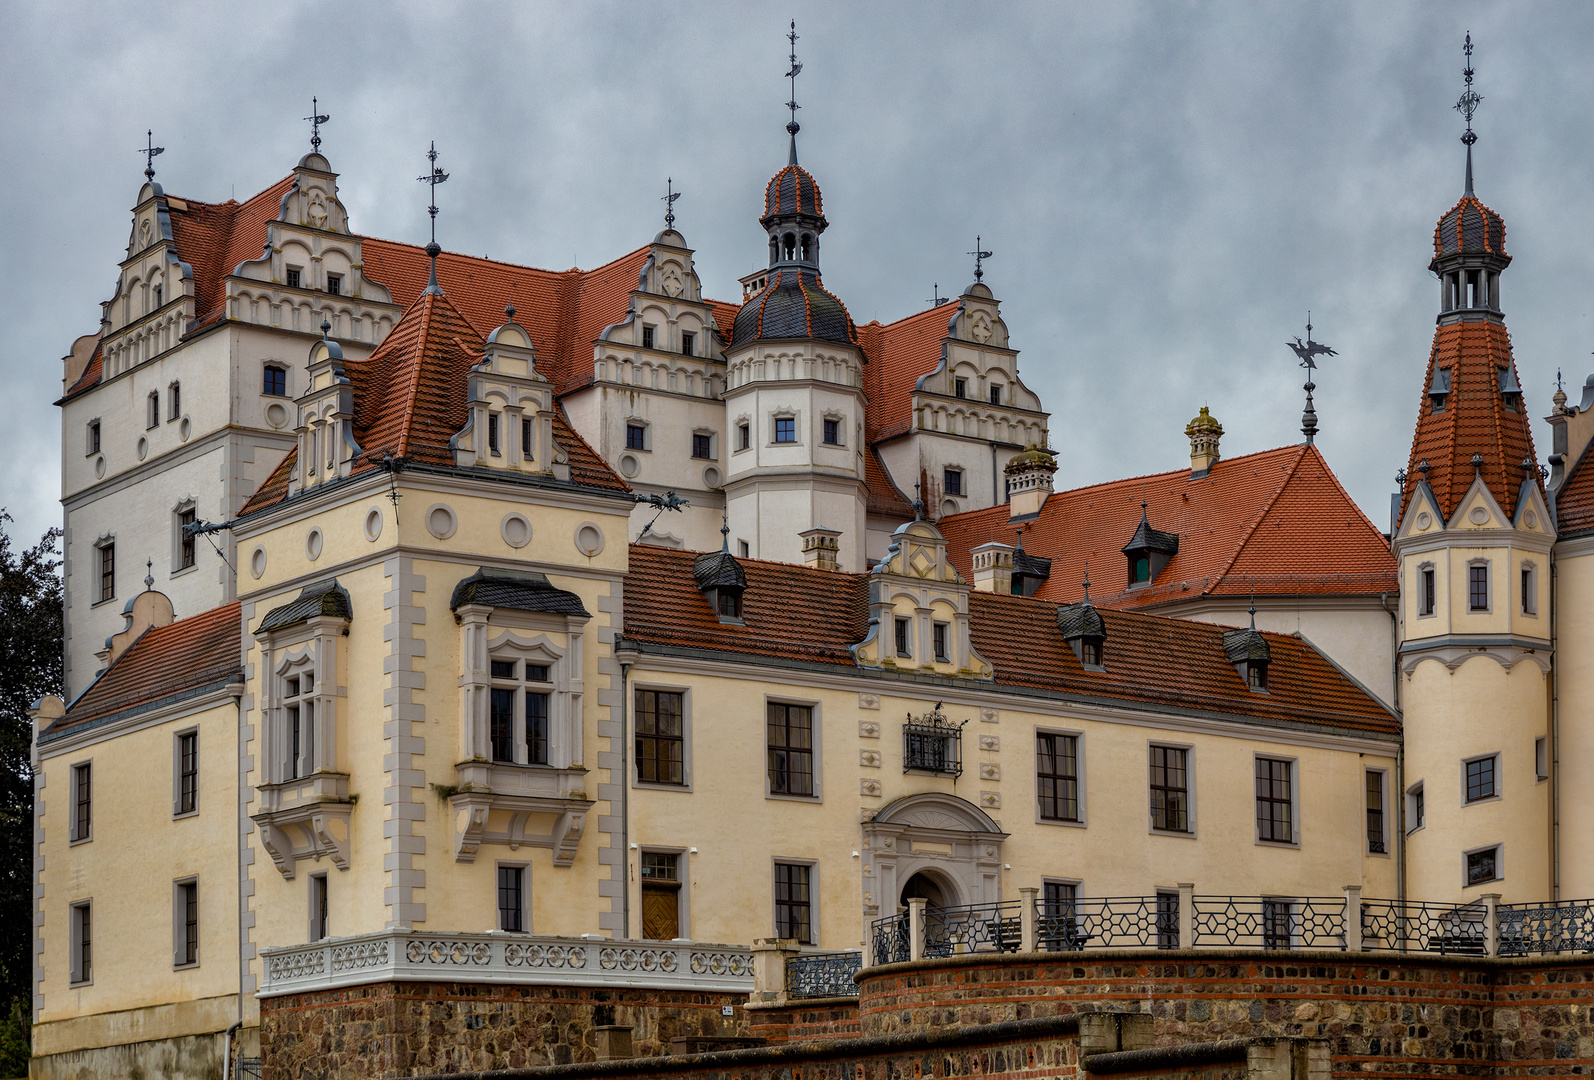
[497,864,528,932]
[1406,782,1425,832]
[167,381,181,422]
[147,391,160,430]
[283,669,317,780]
[773,414,797,444]
[1468,561,1490,612]
[174,730,198,816]
[1521,562,1538,615]
[635,688,686,786]
[1463,753,1499,804]
[71,762,92,843]
[176,505,197,571]
[489,658,551,765]
[1255,757,1295,844]
[1465,844,1502,887]
[1418,564,1436,617]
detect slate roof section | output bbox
[47,602,242,738]
[936,443,1396,609]
[1057,601,1105,641]
[1222,624,1272,664]
[449,568,589,617]
[257,579,353,634]
[1433,194,1507,259]
[730,268,859,349]
[763,164,825,221]
[621,545,1398,736]
[692,549,747,590]
[1399,319,1540,523]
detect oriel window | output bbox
[489,659,551,765]
[284,673,315,780]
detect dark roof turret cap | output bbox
[258,579,353,633]
[450,567,590,617]
[1433,195,1508,261]
[693,549,746,591]
[731,268,858,349]
[1222,625,1272,664]
[1057,601,1106,642]
[1121,504,1180,556]
[763,164,826,224]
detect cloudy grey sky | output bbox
[4,1,1591,549]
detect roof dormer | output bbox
[853,520,992,679]
[451,307,554,474]
[1122,503,1179,588]
[1057,588,1107,670]
[1222,609,1271,691]
[290,324,359,495]
[693,534,747,624]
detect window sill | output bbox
[632,780,692,794]
[172,961,199,971]
[172,809,199,821]
[1463,795,1502,807]
[1037,815,1087,829]
[171,564,197,578]
[69,835,92,847]
[1254,838,1300,849]
[69,980,92,989]
[766,791,821,804]
[1149,827,1197,840]
[91,596,118,608]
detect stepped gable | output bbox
[937,443,1395,608]
[1399,319,1540,523]
[621,545,1397,736]
[48,601,242,734]
[858,303,957,442]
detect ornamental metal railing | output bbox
[256,930,753,997]
[1358,898,1485,954]
[785,950,864,998]
[901,703,966,777]
[1191,895,1346,949]
[1062,895,1179,949]
[871,912,910,965]
[922,899,1023,957]
[1497,898,1594,956]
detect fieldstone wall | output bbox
[260,981,749,1078]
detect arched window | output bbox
[800,234,812,261]
[153,282,163,309]
[167,382,181,422]
[782,233,796,260]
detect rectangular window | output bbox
[1469,564,1489,611]
[1365,770,1386,854]
[1262,898,1294,949]
[774,416,796,443]
[738,540,750,558]
[774,862,813,944]
[1467,847,1500,886]
[98,543,115,603]
[1037,733,1080,822]
[1408,783,1425,831]
[691,433,713,459]
[176,880,198,966]
[1149,746,1189,833]
[641,325,655,350]
[525,689,549,765]
[1420,567,1436,616]
[178,508,196,570]
[147,391,160,429]
[737,423,750,451]
[521,417,534,460]
[1155,890,1180,949]
[1522,565,1536,614]
[1465,755,1497,803]
[932,622,949,662]
[1536,736,1549,781]
[284,674,315,779]
[70,902,92,985]
[626,423,647,450]
[490,687,514,762]
[767,702,814,797]
[822,418,840,445]
[943,468,963,496]
[681,332,695,356]
[989,385,1002,405]
[326,273,342,295]
[497,866,525,932]
[1255,758,1293,843]
[894,617,911,658]
[635,689,685,785]
[309,873,329,941]
[177,731,198,815]
[71,762,91,842]
[87,420,101,455]
[488,413,500,454]
[1039,881,1078,951]
[286,267,302,289]
[954,378,967,399]
[489,660,548,765]
[168,382,181,421]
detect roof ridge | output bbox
[1207,443,1309,591]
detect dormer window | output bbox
[694,548,747,625]
[1010,543,1052,598]
[1121,505,1179,589]
[1223,619,1271,693]
[1080,639,1102,666]
[1058,600,1106,670]
[326,274,342,296]
[1498,366,1521,412]
[1246,662,1268,690]
[681,332,695,357]
[1430,368,1451,412]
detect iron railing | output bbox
[1191,896,1345,949]
[871,912,910,965]
[1497,899,1594,956]
[901,703,966,777]
[235,1059,263,1080]
[922,899,1022,957]
[786,950,864,998]
[1063,895,1180,949]
[1359,898,1485,954]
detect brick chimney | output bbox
[800,527,841,571]
[970,542,1015,593]
[1186,406,1223,478]
[1004,446,1057,520]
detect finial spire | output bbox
[144,558,154,591]
[417,142,449,296]
[662,176,681,231]
[304,97,330,154]
[721,510,730,553]
[140,130,165,181]
[1287,312,1336,446]
[913,480,924,521]
[785,20,803,165]
[1081,562,1092,604]
[928,283,948,307]
[968,236,993,283]
[1248,593,1257,630]
[1455,32,1482,197]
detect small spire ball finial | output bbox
[304,97,331,154]
[968,236,993,283]
[144,558,154,591]
[417,141,450,296]
[320,317,331,339]
[505,303,516,322]
[1455,33,1483,196]
[140,130,165,181]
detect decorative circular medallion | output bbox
[1525,510,1538,528]
[1469,506,1491,525]
[136,437,148,461]
[306,527,323,561]
[1415,512,1431,530]
[249,546,267,580]
[703,466,722,489]
[94,455,106,479]
[618,453,640,479]
[364,508,383,542]
[575,522,605,557]
[179,417,192,442]
[265,402,289,430]
[425,503,458,540]
[500,513,532,549]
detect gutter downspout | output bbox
[618,654,633,938]
[224,1020,242,1080]
[231,682,247,1078]
[1551,554,1561,901]
[1381,591,1406,917]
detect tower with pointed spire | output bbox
[1392,36,1554,905]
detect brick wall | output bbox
[746,998,861,1044]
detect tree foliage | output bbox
[0,512,63,1076]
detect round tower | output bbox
[1392,43,1553,905]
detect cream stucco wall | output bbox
[1550,544,1594,899]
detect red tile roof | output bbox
[50,602,242,734]
[621,546,1397,735]
[1399,320,1540,523]
[858,303,956,442]
[865,446,916,517]
[937,443,1396,608]
[1552,440,1594,536]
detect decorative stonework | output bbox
[858,693,880,710]
[978,734,999,751]
[859,720,880,739]
[860,750,881,768]
[978,763,1000,781]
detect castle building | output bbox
[29,51,1594,1080]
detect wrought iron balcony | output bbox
[785,950,863,998]
[901,702,966,776]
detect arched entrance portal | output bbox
[860,793,1008,925]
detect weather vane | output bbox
[969,236,993,283]
[1455,33,1482,195]
[928,283,948,307]
[417,142,450,295]
[662,177,681,230]
[1286,313,1336,446]
[140,130,164,181]
[304,97,330,153]
[786,21,803,134]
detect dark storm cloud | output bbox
[4,1,1590,547]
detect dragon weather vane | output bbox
[662,177,681,230]
[304,97,330,154]
[417,142,449,295]
[1287,313,1336,446]
[140,130,164,180]
[1456,33,1482,195]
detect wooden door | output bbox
[642,884,679,940]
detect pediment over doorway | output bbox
[861,793,1008,923]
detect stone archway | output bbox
[860,793,1009,926]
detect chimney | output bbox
[970,542,1015,593]
[1004,446,1057,520]
[1185,406,1223,478]
[800,527,841,571]
[98,588,176,669]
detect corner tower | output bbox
[1393,39,1553,904]
[722,29,869,569]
